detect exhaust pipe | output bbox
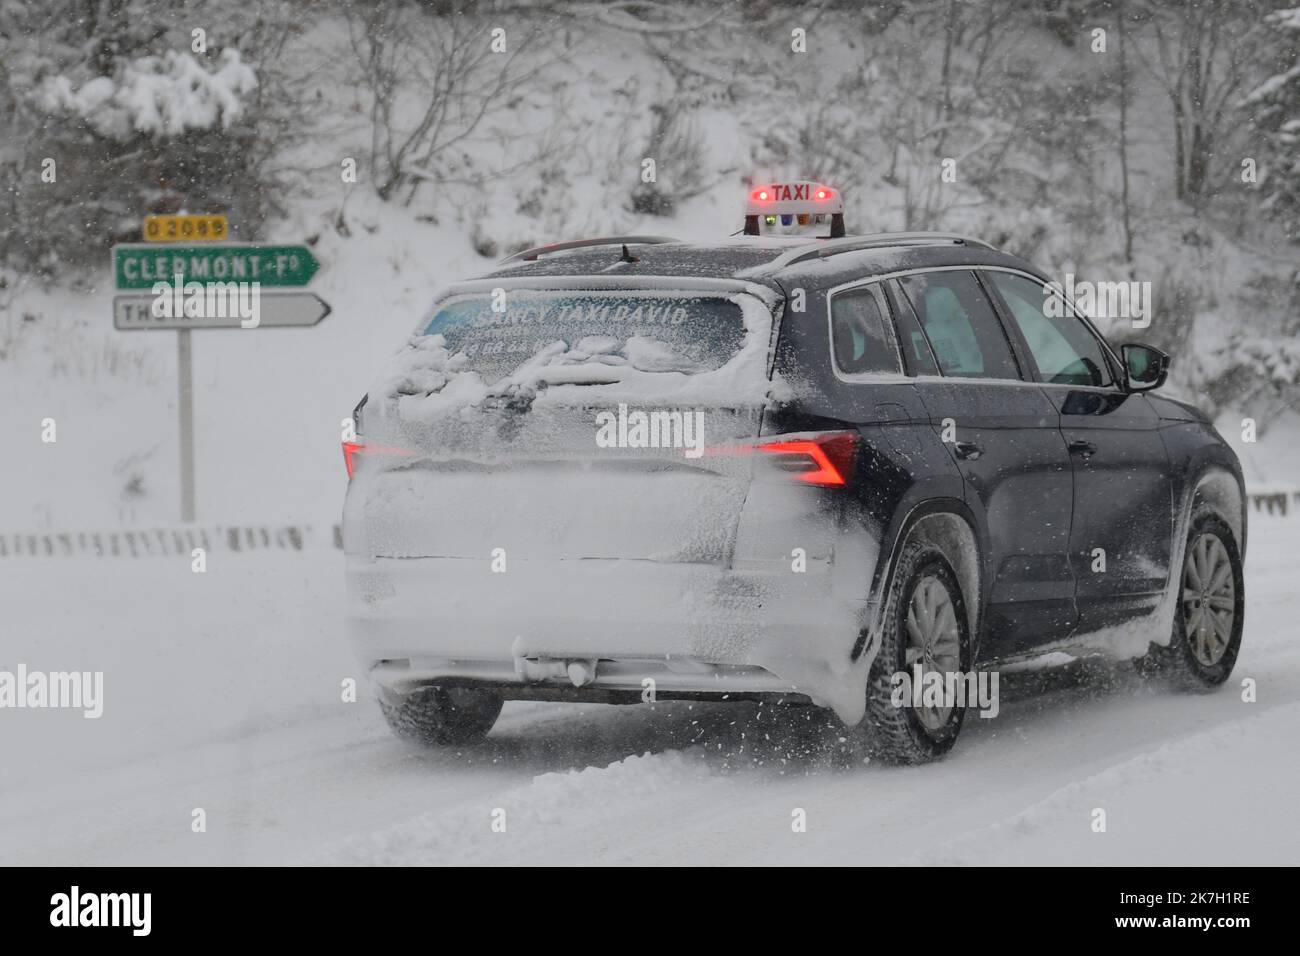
[512,649,598,687]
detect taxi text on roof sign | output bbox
[746,182,844,211]
[743,181,845,238]
[113,244,320,289]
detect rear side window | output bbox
[829,285,900,375]
[984,271,1114,388]
[423,292,748,384]
[897,271,1021,380]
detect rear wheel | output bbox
[857,538,972,763]
[379,685,503,746]
[1138,508,1244,688]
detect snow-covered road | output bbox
[2,514,1296,866]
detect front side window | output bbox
[985,271,1113,388]
[829,285,900,375]
[896,271,1021,380]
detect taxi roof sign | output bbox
[745,182,843,215]
[743,181,845,238]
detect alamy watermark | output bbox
[1045,274,1152,329]
[891,665,999,718]
[595,403,705,458]
[151,273,262,328]
[50,886,150,936]
[0,664,103,718]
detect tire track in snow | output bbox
[906,700,1300,866]
[306,747,720,865]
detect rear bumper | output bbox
[346,554,873,718]
[368,658,801,702]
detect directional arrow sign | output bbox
[113,243,321,289]
[113,292,332,330]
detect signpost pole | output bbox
[177,329,196,523]
[112,222,329,526]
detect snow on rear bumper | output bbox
[346,555,874,721]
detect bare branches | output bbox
[1138,0,1271,206]
[348,2,564,205]
[559,2,729,35]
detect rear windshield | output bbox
[423,292,748,383]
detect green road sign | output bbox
[113,243,321,289]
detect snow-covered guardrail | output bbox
[0,524,343,558]
[0,496,1293,560]
[1248,490,1300,517]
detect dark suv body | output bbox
[344,234,1247,761]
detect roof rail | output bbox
[498,235,681,265]
[760,232,997,272]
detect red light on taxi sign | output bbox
[745,181,843,215]
[743,181,845,237]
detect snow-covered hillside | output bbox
[2,8,1297,532]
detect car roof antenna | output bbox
[619,243,639,263]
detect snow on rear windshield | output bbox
[423,292,747,383]
[368,291,779,427]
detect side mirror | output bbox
[1122,343,1170,392]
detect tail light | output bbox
[703,431,859,487]
[342,441,415,480]
[756,432,858,486]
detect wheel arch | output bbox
[856,498,984,662]
[1189,466,1247,557]
[1146,463,1248,652]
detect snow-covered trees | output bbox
[0,0,292,273]
[0,0,1296,413]
[36,48,257,141]
[1142,0,1272,210]
[1247,5,1300,241]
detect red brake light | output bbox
[343,442,362,479]
[343,441,414,479]
[703,432,858,487]
[758,433,857,486]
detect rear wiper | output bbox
[480,388,538,414]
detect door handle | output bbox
[953,441,983,461]
[1068,439,1097,458]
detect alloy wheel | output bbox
[1181,531,1235,667]
[903,574,963,731]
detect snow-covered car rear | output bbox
[345,262,876,734]
[343,226,1247,763]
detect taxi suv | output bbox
[342,219,1246,763]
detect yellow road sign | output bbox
[143,214,228,243]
